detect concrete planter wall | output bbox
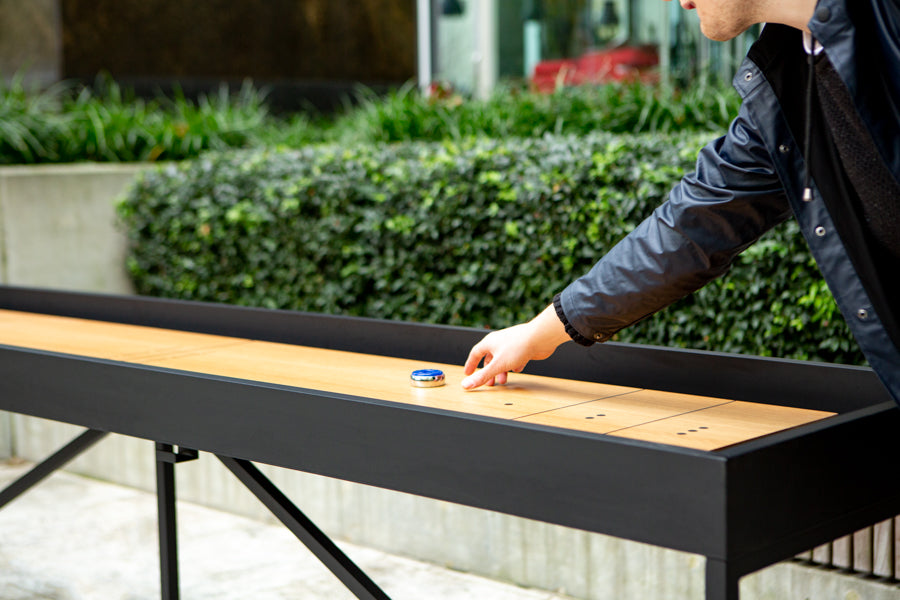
[0,163,141,294]
[0,163,897,600]
[0,162,141,462]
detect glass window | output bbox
[431,0,759,95]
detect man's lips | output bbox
[681,0,696,8]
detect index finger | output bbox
[464,341,489,376]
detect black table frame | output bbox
[0,285,897,600]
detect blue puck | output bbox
[411,369,446,387]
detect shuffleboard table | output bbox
[0,285,897,600]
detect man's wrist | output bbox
[552,293,594,346]
[529,301,575,349]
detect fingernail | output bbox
[461,377,474,389]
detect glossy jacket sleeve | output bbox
[557,103,794,344]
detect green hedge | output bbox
[323,79,741,144]
[0,76,270,164]
[2,74,739,164]
[118,134,863,365]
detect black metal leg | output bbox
[217,455,391,600]
[0,429,107,509]
[156,443,180,600]
[705,558,740,600]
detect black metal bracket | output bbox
[156,442,196,600]
[706,558,740,600]
[0,428,107,510]
[153,447,390,600]
[156,445,199,464]
[217,454,392,600]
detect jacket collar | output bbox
[741,0,900,184]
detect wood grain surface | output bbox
[0,309,835,450]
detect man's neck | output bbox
[761,0,819,33]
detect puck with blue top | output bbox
[410,369,446,388]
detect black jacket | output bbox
[558,0,900,406]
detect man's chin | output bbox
[700,23,749,42]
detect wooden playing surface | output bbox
[0,309,835,451]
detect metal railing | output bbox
[798,517,898,581]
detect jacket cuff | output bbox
[553,293,595,346]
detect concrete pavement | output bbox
[0,461,574,600]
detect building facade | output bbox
[419,0,759,96]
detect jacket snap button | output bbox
[778,144,790,154]
[815,6,831,21]
[814,226,826,237]
[744,72,754,82]
[857,308,869,320]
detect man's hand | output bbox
[461,303,571,389]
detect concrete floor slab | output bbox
[0,461,573,600]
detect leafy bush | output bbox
[118,134,863,365]
[57,78,269,162]
[1,75,740,163]
[0,75,269,164]
[319,79,741,145]
[0,74,67,163]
